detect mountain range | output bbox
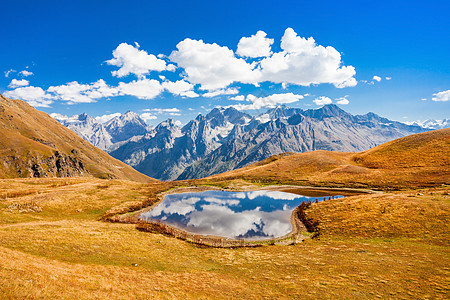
[209,127,450,189]
[52,104,429,180]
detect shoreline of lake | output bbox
[104,184,377,247]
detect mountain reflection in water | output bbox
[139,190,341,240]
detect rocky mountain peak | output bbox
[365,112,381,119]
[418,119,449,129]
[356,112,389,124]
[155,118,179,131]
[206,107,251,124]
[223,107,252,124]
[304,104,351,119]
[122,110,140,120]
[107,111,146,127]
[104,111,150,143]
[264,105,304,120]
[77,112,97,124]
[191,107,249,132]
[78,112,89,120]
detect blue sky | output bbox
[1,0,449,126]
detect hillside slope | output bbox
[353,128,450,169]
[0,95,155,182]
[207,128,450,189]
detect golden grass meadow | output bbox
[0,176,448,299]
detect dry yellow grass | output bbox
[353,127,450,169]
[307,189,450,244]
[0,178,449,299]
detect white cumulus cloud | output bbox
[236,30,273,58]
[50,113,69,122]
[8,79,29,88]
[231,92,303,110]
[161,80,198,97]
[118,78,163,100]
[107,43,168,78]
[19,70,33,77]
[169,28,356,91]
[47,79,119,104]
[180,90,199,98]
[230,95,245,101]
[140,112,158,121]
[166,64,177,71]
[432,90,450,102]
[203,88,239,98]
[313,96,332,106]
[143,108,181,116]
[258,28,357,88]
[169,38,261,91]
[334,78,357,88]
[95,113,121,123]
[4,86,54,107]
[336,96,349,105]
[373,75,382,82]
[143,108,180,113]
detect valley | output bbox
[0,95,448,299]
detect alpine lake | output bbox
[139,190,344,241]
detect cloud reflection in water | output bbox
[140,190,329,240]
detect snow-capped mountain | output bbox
[109,107,252,180]
[52,111,151,151]
[406,119,449,130]
[51,113,114,150]
[104,111,151,143]
[53,105,430,180]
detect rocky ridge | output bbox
[54,104,428,180]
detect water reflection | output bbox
[139,190,340,240]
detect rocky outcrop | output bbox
[2,150,88,178]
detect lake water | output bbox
[139,190,341,240]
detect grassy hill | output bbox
[207,128,450,189]
[0,94,155,183]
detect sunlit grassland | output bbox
[0,178,449,299]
